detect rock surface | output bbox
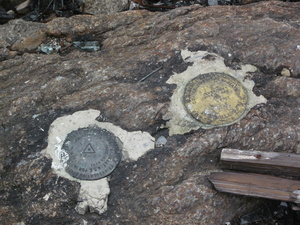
[83,0,129,15]
[0,1,300,224]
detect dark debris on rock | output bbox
[0,0,83,24]
[1,0,299,24]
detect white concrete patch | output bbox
[163,50,267,135]
[75,179,110,215]
[42,109,154,215]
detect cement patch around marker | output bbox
[42,109,155,215]
[163,50,267,135]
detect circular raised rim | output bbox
[183,72,249,126]
[61,126,122,180]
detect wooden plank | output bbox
[209,172,300,203]
[220,148,300,178]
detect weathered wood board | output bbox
[209,172,300,203]
[220,149,300,178]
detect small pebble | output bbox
[155,136,167,147]
[281,68,291,77]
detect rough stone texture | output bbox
[83,0,129,15]
[0,1,299,224]
[0,19,46,60]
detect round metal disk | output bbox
[183,72,248,126]
[61,126,122,180]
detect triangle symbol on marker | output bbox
[83,143,95,153]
